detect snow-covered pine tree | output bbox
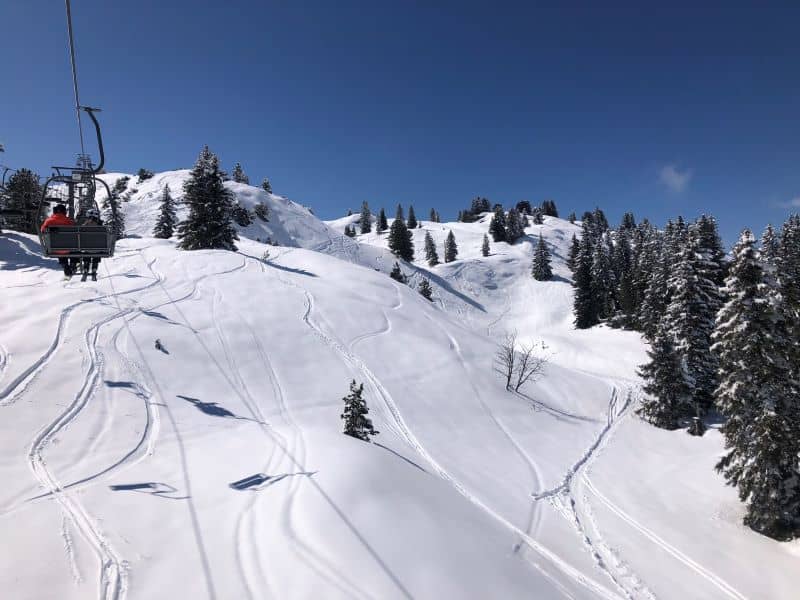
[177,146,238,251]
[713,230,800,540]
[531,234,553,281]
[531,208,544,225]
[407,205,418,228]
[231,162,249,184]
[505,207,525,243]
[481,233,490,257]
[424,231,439,266]
[444,230,458,262]
[567,233,580,272]
[103,178,126,239]
[359,201,372,234]
[344,224,355,237]
[418,278,434,301]
[568,212,576,224]
[430,208,437,222]
[573,223,597,328]
[377,207,388,233]
[638,232,668,340]
[341,380,378,441]
[389,261,407,284]
[591,207,609,238]
[136,168,154,183]
[261,178,272,194]
[253,202,269,222]
[611,231,636,326]
[637,324,689,430]
[620,211,636,231]
[388,216,414,261]
[153,184,178,239]
[590,233,614,321]
[541,199,559,217]
[489,206,507,242]
[395,204,405,224]
[760,224,779,268]
[232,203,254,226]
[2,168,42,233]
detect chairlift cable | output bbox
[64,0,86,157]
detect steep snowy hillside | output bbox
[1,196,797,599]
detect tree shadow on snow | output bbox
[0,233,55,271]
[109,482,188,499]
[229,471,317,491]
[264,260,317,278]
[176,395,265,424]
[374,443,428,474]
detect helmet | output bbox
[53,204,67,214]
[85,208,100,219]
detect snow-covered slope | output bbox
[1,187,797,600]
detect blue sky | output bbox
[2,0,799,244]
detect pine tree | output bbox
[103,178,126,239]
[430,207,437,222]
[444,230,458,263]
[760,224,779,270]
[388,217,414,261]
[637,325,689,430]
[567,234,580,272]
[620,212,637,230]
[407,205,418,228]
[573,223,597,328]
[591,233,614,320]
[377,207,388,233]
[516,200,532,215]
[481,233,490,257]
[424,231,439,266]
[231,162,249,184]
[638,232,668,340]
[359,201,372,234]
[418,278,434,301]
[541,199,559,218]
[505,208,525,243]
[341,380,378,441]
[389,261,407,284]
[568,212,576,224]
[232,203,254,226]
[177,146,238,251]
[489,206,507,242]
[253,202,270,222]
[153,184,178,239]
[612,232,636,326]
[344,224,356,237]
[531,208,544,225]
[136,168,154,183]
[2,168,42,233]
[395,204,404,224]
[531,234,553,281]
[261,178,272,194]
[713,230,800,540]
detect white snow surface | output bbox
[1,179,796,599]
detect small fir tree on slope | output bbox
[418,278,434,301]
[359,201,372,234]
[231,162,249,184]
[177,146,238,251]
[444,230,458,263]
[481,233,490,257]
[388,215,414,261]
[637,325,689,430]
[573,222,597,329]
[489,206,507,242]
[153,184,178,239]
[341,380,378,441]
[103,177,126,239]
[377,208,388,233]
[505,208,525,243]
[712,230,800,540]
[389,262,408,284]
[424,231,439,266]
[531,234,553,281]
[261,178,272,194]
[407,205,418,228]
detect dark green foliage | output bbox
[531,234,553,281]
[388,216,414,261]
[395,204,404,223]
[1,168,42,233]
[505,208,525,243]
[253,202,270,222]
[103,178,126,239]
[489,206,507,242]
[377,208,388,233]
[231,163,249,184]
[637,326,688,430]
[481,233,490,257]
[136,168,154,183]
[232,203,254,226]
[359,201,372,234]
[407,205,418,228]
[541,199,559,218]
[261,178,272,194]
[567,234,580,272]
[573,223,597,328]
[418,278,434,301]
[470,197,491,215]
[590,234,615,321]
[344,224,356,237]
[341,380,378,441]
[153,184,177,239]
[424,231,439,266]
[429,208,440,223]
[177,146,238,251]
[713,230,800,540]
[444,230,458,263]
[389,261,407,284]
[568,212,576,224]
[620,212,636,230]
[531,208,544,225]
[515,200,532,215]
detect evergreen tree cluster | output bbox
[488,206,527,244]
[0,168,42,233]
[103,177,127,239]
[136,168,154,183]
[341,380,378,441]
[388,204,414,261]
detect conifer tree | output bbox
[231,162,249,184]
[344,224,356,237]
[620,212,637,230]
[359,201,372,234]
[489,206,507,242]
[531,208,544,225]
[395,204,404,224]
[591,234,614,320]
[418,278,434,301]
[531,234,553,281]
[253,202,270,222]
[136,168,154,183]
[177,146,238,251]
[713,230,800,539]
[568,212,576,224]
[377,207,388,233]
[341,380,378,441]
[612,232,636,326]
[505,208,525,243]
[261,178,272,194]
[407,205,418,228]
[103,178,126,239]
[573,223,597,329]
[389,261,407,284]
[153,184,178,239]
[567,234,580,272]
[424,231,439,266]
[481,233,490,257]
[388,217,414,261]
[430,208,437,222]
[444,230,458,263]
[637,325,689,430]
[2,168,42,233]
[760,224,779,268]
[232,203,254,226]
[541,199,559,217]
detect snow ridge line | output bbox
[0,258,162,407]
[28,306,135,600]
[297,288,620,600]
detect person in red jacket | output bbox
[41,204,78,277]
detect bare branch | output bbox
[494,332,517,390]
[514,341,548,392]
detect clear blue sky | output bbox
[2,0,799,243]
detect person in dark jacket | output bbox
[79,208,103,281]
[40,204,78,278]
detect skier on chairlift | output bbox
[78,207,102,281]
[40,204,78,278]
